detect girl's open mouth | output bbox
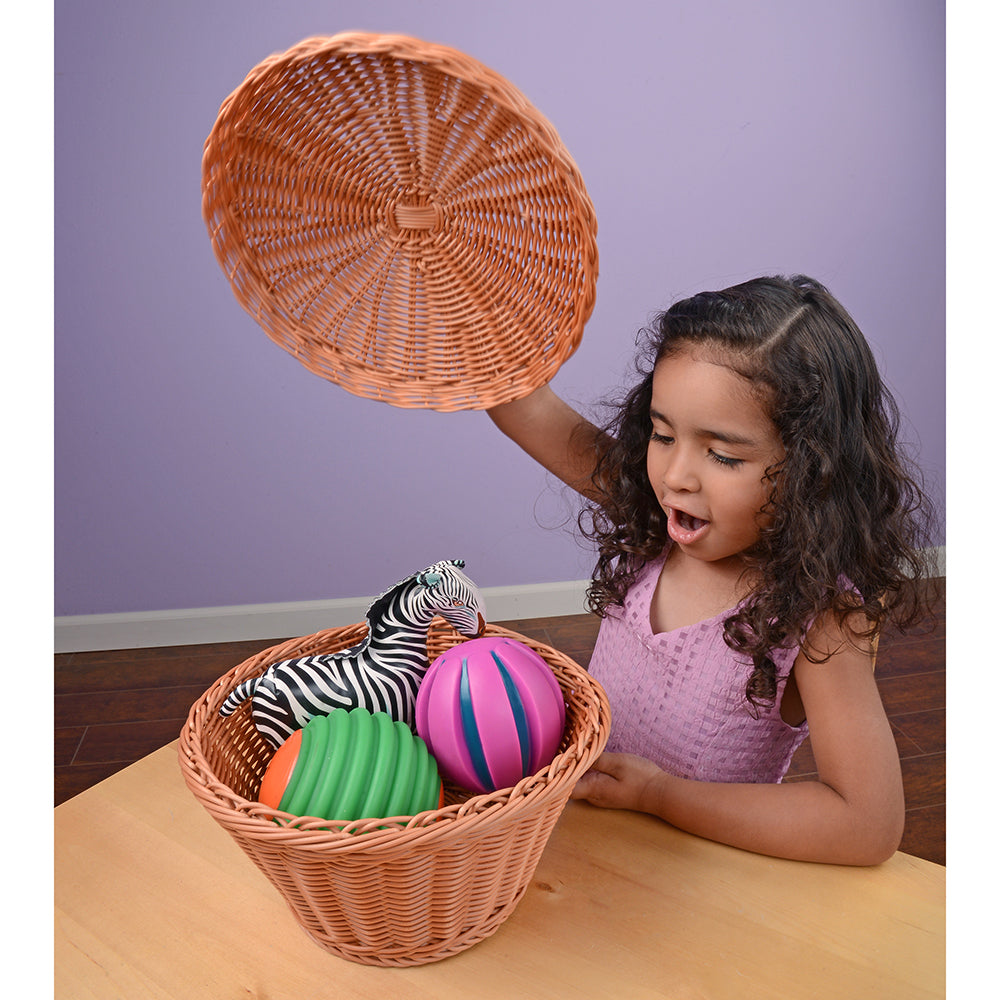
[667,507,710,544]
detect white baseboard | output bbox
[54,579,594,654]
[54,545,946,654]
[925,545,946,577]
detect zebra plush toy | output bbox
[219,559,486,748]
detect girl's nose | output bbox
[660,448,699,493]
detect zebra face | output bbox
[418,560,486,637]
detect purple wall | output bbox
[55,0,945,616]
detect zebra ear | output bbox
[449,559,466,569]
[419,571,443,589]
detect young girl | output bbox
[488,274,934,866]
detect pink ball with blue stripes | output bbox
[415,636,567,794]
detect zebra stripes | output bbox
[219,559,486,748]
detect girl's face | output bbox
[646,346,785,567]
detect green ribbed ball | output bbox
[258,707,442,823]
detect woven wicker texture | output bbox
[202,33,599,411]
[178,620,610,966]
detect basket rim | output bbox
[177,622,610,853]
[207,33,590,184]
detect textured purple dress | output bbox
[588,553,809,783]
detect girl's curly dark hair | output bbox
[579,275,936,710]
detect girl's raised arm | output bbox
[487,384,612,500]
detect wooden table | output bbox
[55,742,945,999]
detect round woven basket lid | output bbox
[202,33,599,411]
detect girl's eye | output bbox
[650,430,744,468]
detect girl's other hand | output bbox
[570,751,664,812]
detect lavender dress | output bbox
[587,554,809,783]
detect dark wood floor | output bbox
[54,579,945,865]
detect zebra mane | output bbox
[363,573,414,629]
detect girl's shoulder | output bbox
[800,584,877,667]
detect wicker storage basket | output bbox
[178,620,610,967]
[202,32,599,411]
